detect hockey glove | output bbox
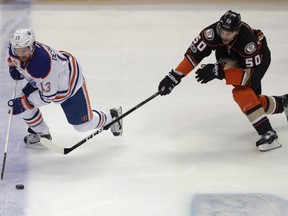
[9,67,24,80]
[8,95,34,115]
[158,70,185,95]
[22,82,38,97]
[195,63,224,84]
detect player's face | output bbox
[220,29,236,45]
[14,47,31,62]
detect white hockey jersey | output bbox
[8,42,84,107]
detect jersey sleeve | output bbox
[175,57,194,75]
[26,71,58,106]
[224,25,267,86]
[28,89,51,107]
[231,23,264,65]
[25,45,59,106]
[26,46,51,79]
[27,68,59,106]
[223,68,252,86]
[176,22,220,75]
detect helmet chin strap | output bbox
[29,46,35,55]
[27,41,36,55]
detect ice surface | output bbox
[1,2,288,216]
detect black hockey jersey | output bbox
[185,21,269,70]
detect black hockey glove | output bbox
[158,70,185,96]
[195,63,224,84]
[9,67,24,80]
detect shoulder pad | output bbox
[234,23,259,57]
[26,44,51,79]
[201,22,222,46]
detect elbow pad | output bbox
[224,68,253,86]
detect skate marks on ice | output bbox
[0,138,28,216]
[0,182,27,216]
[0,1,32,216]
[191,193,288,216]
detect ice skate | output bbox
[24,127,52,145]
[282,94,288,121]
[109,106,123,136]
[256,130,281,152]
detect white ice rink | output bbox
[1,1,288,216]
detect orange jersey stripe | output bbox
[175,57,194,75]
[54,53,78,100]
[82,82,93,120]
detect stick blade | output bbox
[40,138,65,155]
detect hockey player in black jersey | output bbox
[158,10,288,152]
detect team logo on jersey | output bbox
[204,29,214,41]
[245,42,257,54]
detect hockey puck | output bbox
[15,184,24,190]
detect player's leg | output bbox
[282,94,288,121]
[245,41,287,118]
[20,108,52,144]
[237,47,282,151]
[232,86,281,151]
[61,84,123,136]
[257,94,288,121]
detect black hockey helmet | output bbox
[218,10,242,32]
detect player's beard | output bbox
[221,32,237,45]
[222,39,232,45]
[19,56,30,63]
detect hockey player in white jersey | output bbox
[7,28,123,144]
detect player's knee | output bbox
[232,87,260,113]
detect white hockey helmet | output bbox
[10,28,36,55]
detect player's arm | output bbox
[224,67,253,86]
[7,56,25,80]
[7,45,58,114]
[176,27,216,76]
[196,32,264,86]
[7,78,53,115]
[158,26,215,95]
[224,44,262,86]
[25,46,60,107]
[225,30,265,86]
[28,73,58,107]
[194,61,256,86]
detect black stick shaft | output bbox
[64,90,162,154]
[1,153,7,180]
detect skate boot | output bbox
[282,94,288,121]
[109,107,123,136]
[24,127,52,145]
[256,130,281,152]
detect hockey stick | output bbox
[1,81,18,180]
[40,90,162,155]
